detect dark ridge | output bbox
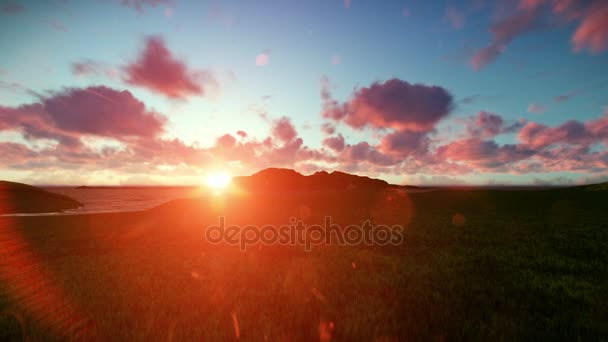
[232,167,389,192]
[0,181,83,214]
[576,182,608,191]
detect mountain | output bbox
[0,181,83,214]
[232,168,389,192]
[151,168,399,225]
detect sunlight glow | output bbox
[205,172,232,190]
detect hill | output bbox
[232,167,389,192]
[577,182,608,191]
[0,181,83,214]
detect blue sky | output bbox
[1,0,607,185]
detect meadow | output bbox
[1,186,607,341]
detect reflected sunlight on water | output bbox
[42,187,203,215]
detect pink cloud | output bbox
[120,0,173,13]
[471,8,539,70]
[72,60,118,79]
[471,111,505,137]
[207,6,239,28]
[472,0,608,69]
[554,90,579,102]
[2,80,607,180]
[216,134,237,148]
[340,142,398,166]
[321,123,336,135]
[517,118,606,149]
[272,117,298,142]
[49,19,68,32]
[322,134,345,152]
[331,54,342,65]
[43,87,166,138]
[256,52,270,66]
[320,76,348,121]
[322,78,453,132]
[436,138,534,170]
[572,2,608,53]
[0,86,165,145]
[124,36,215,99]
[586,112,608,137]
[378,130,429,157]
[0,142,38,166]
[445,6,465,29]
[527,103,546,113]
[1,2,24,14]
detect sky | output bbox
[0,0,607,186]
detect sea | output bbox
[29,186,205,216]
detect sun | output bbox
[205,172,232,190]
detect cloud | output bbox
[124,36,215,99]
[474,111,504,137]
[320,76,347,121]
[321,123,336,135]
[2,80,607,182]
[553,80,608,103]
[207,6,239,28]
[46,87,166,138]
[519,114,608,149]
[272,117,298,142]
[1,2,24,14]
[471,8,539,70]
[0,85,335,178]
[0,86,166,143]
[256,52,270,66]
[72,60,118,79]
[554,90,579,102]
[339,142,398,166]
[120,0,172,13]
[0,85,223,175]
[572,2,608,53]
[322,134,345,152]
[331,54,342,65]
[436,138,535,169]
[445,6,465,29]
[379,130,429,157]
[0,142,39,167]
[322,78,453,132]
[527,103,546,113]
[49,19,68,32]
[472,0,608,70]
[216,133,237,148]
[464,111,524,138]
[423,110,608,174]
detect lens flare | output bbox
[205,172,232,190]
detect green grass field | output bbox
[1,187,607,341]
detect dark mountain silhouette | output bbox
[0,181,82,214]
[151,168,410,226]
[577,182,608,191]
[232,167,389,192]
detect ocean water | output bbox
[42,187,205,214]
